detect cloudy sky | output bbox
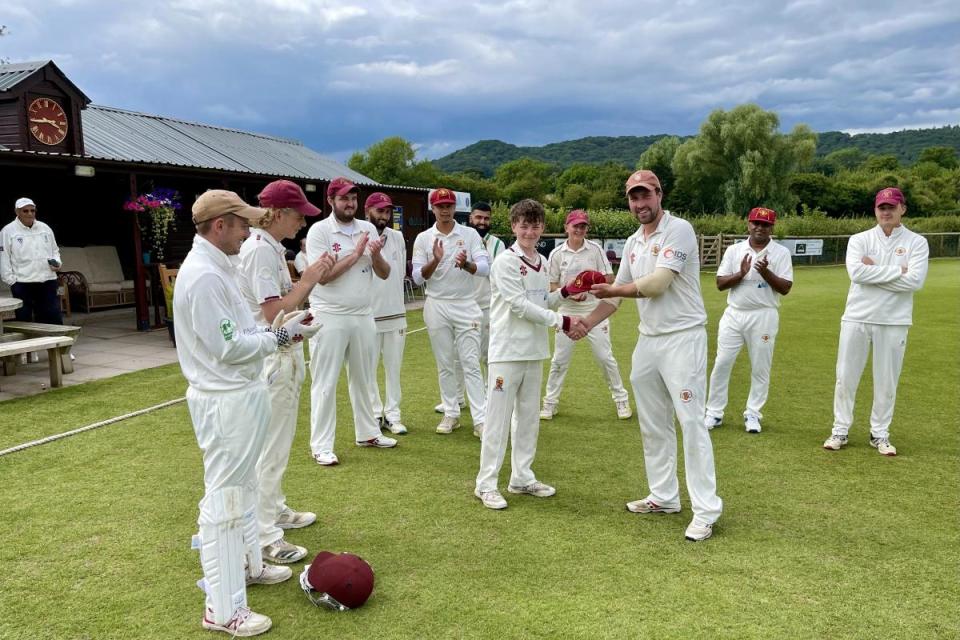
[3,0,958,161]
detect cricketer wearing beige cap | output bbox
[192,189,265,225]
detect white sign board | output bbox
[778,239,824,257]
[602,239,628,259]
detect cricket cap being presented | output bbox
[625,170,662,194]
[563,270,607,295]
[875,187,906,207]
[365,192,394,210]
[258,180,321,216]
[327,177,359,198]
[192,190,265,224]
[565,209,589,225]
[15,197,35,210]
[429,188,456,206]
[748,207,777,224]
[299,551,374,611]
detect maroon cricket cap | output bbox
[748,207,777,224]
[625,169,662,195]
[565,209,589,225]
[365,192,394,210]
[875,187,905,207]
[305,552,374,609]
[327,177,359,198]
[258,180,321,216]
[429,188,457,206]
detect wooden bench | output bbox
[2,321,82,374]
[0,336,74,388]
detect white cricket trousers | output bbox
[187,383,270,619]
[705,306,780,420]
[424,297,486,424]
[543,318,628,406]
[832,321,909,439]
[476,360,543,493]
[308,311,381,455]
[370,327,405,424]
[479,306,491,364]
[257,348,305,547]
[631,327,723,525]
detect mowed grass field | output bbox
[0,261,957,640]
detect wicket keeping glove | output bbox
[271,310,321,348]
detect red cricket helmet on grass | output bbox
[299,551,374,611]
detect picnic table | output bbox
[0,297,23,336]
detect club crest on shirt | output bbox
[219,318,235,341]
[519,264,528,276]
[332,242,341,253]
[895,247,906,256]
[761,334,770,343]
[651,244,660,256]
[457,239,465,247]
[494,376,504,392]
[679,389,694,403]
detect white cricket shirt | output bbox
[717,240,793,310]
[0,218,61,285]
[841,225,929,326]
[474,232,506,309]
[370,227,408,331]
[174,235,277,392]
[547,239,612,314]
[237,230,293,325]
[411,222,490,301]
[487,245,564,364]
[306,215,380,315]
[614,211,707,336]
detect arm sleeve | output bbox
[875,236,929,292]
[189,275,277,365]
[846,234,901,284]
[633,267,676,298]
[470,233,490,277]
[598,243,613,275]
[613,238,635,286]
[493,257,563,329]
[0,228,12,285]
[547,250,561,285]
[47,225,61,264]
[656,226,697,274]
[716,245,737,277]
[242,245,283,303]
[306,223,331,263]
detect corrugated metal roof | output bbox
[0,60,47,92]
[81,105,372,182]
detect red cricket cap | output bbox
[565,209,588,225]
[327,177,359,198]
[258,180,321,216]
[748,207,777,224]
[305,552,374,609]
[429,188,456,206]
[365,192,394,210]
[875,187,905,207]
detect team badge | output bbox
[457,239,464,247]
[332,242,341,253]
[895,247,906,256]
[494,377,504,392]
[17,237,23,245]
[520,264,528,276]
[219,318,236,341]
[651,245,660,256]
[679,389,693,403]
[761,334,770,343]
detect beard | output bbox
[372,219,388,233]
[470,222,490,235]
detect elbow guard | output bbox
[633,268,675,298]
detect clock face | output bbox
[28,97,68,146]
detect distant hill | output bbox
[432,126,960,177]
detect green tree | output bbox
[863,154,899,172]
[671,104,817,215]
[917,146,959,170]
[637,136,682,195]
[493,157,556,202]
[347,136,441,188]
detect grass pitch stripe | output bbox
[0,397,186,457]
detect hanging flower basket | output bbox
[124,188,181,261]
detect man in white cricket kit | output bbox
[307,177,396,467]
[705,207,793,434]
[541,209,632,421]
[823,187,929,456]
[412,188,490,436]
[293,238,308,275]
[474,199,587,510]
[583,170,723,542]
[364,192,409,435]
[1,197,63,325]
[237,180,334,567]
[175,190,321,636]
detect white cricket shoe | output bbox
[616,401,632,419]
[435,401,466,413]
[507,481,556,498]
[744,415,762,433]
[202,607,271,636]
[262,538,307,564]
[473,422,484,438]
[823,435,848,451]
[474,488,507,510]
[704,415,723,430]
[247,563,292,585]
[539,403,557,420]
[385,421,408,435]
[625,497,681,514]
[357,435,398,448]
[869,437,897,456]
[436,416,460,434]
[684,520,714,542]
[313,451,339,466]
[275,507,316,529]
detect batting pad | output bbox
[241,505,262,577]
[197,486,247,625]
